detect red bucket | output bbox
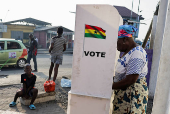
[44,80,56,92]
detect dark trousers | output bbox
[27,51,37,70]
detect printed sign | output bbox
[9,52,17,58]
[84,51,106,58]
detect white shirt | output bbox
[114,46,148,82]
[50,36,67,56]
[35,38,38,43]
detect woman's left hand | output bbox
[112,74,139,90]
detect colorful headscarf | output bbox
[118,25,138,38]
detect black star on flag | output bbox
[94,30,98,34]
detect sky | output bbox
[0,0,159,41]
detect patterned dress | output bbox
[113,46,148,114]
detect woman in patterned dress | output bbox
[112,25,148,114]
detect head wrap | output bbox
[118,25,138,38]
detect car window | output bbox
[0,41,5,50]
[7,41,21,50]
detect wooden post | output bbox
[142,20,152,48]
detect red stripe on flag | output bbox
[85,24,105,33]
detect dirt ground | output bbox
[0,76,153,114]
[0,77,71,114]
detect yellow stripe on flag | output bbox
[85,29,106,36]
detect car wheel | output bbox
[17,59,26,68]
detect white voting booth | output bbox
[67,5,122,114]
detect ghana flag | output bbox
[84,24,106,39]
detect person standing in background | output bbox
[26,34,38,72]
[48,27,67,82]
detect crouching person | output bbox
[9,63,38,110]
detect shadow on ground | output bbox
[0,66,23,71]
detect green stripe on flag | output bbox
[85,33,106,39]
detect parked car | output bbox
[0,38,28,68]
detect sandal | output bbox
[29,104,36,110]
[9,101,16,107]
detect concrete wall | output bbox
[149,0,169,98]
[152,1,170,113]
[34,31,46,48]
[68,92,111,114]
[150,16,158,49]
